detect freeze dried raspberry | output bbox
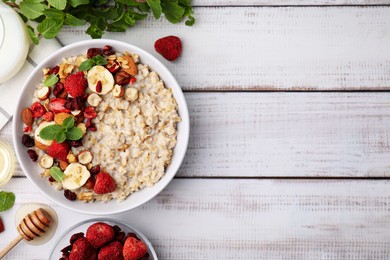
[83,107,97,119]
[65,72,87,98]
[154,36,182,61]
[42,111,54,122]
[31,102,46,118]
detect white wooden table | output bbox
[2,1,390,259]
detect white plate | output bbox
[13,39,190,215]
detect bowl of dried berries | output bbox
[13,39,189,215]
[50,219,157,260]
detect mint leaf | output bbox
[146,0,162,19]
[26,25,39,45]
[19,1,46,19]
[92,55,107,66]
[161,1,184,24]
[62,116,75,130]
[43,8,65,20]
[79,59,95,71]
[68,0,89,8]
[44,74,59,87]
[47,0,66,10]
[37,18,64,39]
[64,13,86,26]
[65,127,83,140]
[55,132,67,143]
[50,167,65,182]
[0,191,15,212]
[40,124,62,140]
[86,23,104,39]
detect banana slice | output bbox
[87,65,114,95]
[62,163,90,190]
[35,121,56,147]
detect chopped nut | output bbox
[67,153,77,163]
[87,93,102,107]
[59,160,69,171]
[42,169,51,177]
[125,88,138,102]
[71,110,82,116]
[77,192,93,201]
[38,154,54,169]
[77,123,86,136]
[112,84,124,98]
[78,151,93,165]
[37,86,51,100]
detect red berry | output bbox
[84,107,97,119]
[102,45,115,56]
[0,217,4,233]
[30,102,46,118]
[49,98,71,114]
[94,172,116,194]
[98,241,123,260]
[154,35,182,61]
[95,81,102,93]
[65,72,87,98]
[48,66,59,75]
[87,48,102,59]
[42,111,54,122]
[47,141,70,161]
[53,82,65,97]
[23,126,33,133]
[129,77,136,84]
[86,222,115,248]
[69,237,97,260]
[123,237,147,260]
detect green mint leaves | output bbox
[44,74,59,87]
[4,0,194,44]
[50,166,65,182]
[79,55,107,71]
[40,116,83,143]
[0,191,16,212]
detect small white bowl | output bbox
[13,39,189,215]
[50,218,158,259]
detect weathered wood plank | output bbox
[4,92,390,178]
[58,7,390,91]
[1,178,390,259]
[193,0,390,6]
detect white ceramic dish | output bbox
[13,39,189,215]
[50,218,158,259]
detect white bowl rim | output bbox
[49,218,158,259]
[13,39,189,215]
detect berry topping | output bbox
[65,72,88,98]
[31,102,46,118]
[123,237,147,260]
[154,35,182,61]
[47,141,70,161]
[86,222,115,248]
[69,237,97,260]
[94,172,116,194]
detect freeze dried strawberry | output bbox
[69,237,97,260]
[123,237,147,260]
[84,107,97,119]
[0,217,4,233]
[47,141,70,161]
[94,172,116,194]
[31,102,46,118]
[49,98,71,114]
[98,241,124,260]
[86,222,115,248]
[23,126,33,133]
[154,36,182,61]
[65,72,88,98]
[42,111,54,122]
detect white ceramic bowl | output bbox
[50,218,158,259]
[13,39,189,215]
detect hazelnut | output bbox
[67,152,77,163]
[125,88,138,102]
[115,71,131,85]
[77,151,93,165]
[87,93,102,107]
[77,123,86,136]
[38,154,54,169]
[59,160,69,171]
[37,86,51,100]
[71,110,82,116]
[112,84,124,98]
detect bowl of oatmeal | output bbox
[13,39,189,215]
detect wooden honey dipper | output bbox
[0,208,52,258]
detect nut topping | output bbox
[125,88,138,102]
[21,108,34,126]
[87,93,102,107]
[37,86,51,100]
[114,71,131,85]
[112,84,124,98]
[77,151,93,165]
[38,154,54,169]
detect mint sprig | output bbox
[0,191,16,212]
[50,166,65,182]
[40,116,83,143]
[79,55,108,71]
[44,74,59,87]
[4,0,195,44]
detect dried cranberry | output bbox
[115,231,125,241]
[64,190,77,201]
[48,66,59,75]
[68,140,83,147]
[69,232,84,244]
[60,256,69,260]
[127,232,139,240]
[112,225,122,234]
[23,126,32,133]
[48,176,55,182]
[31,102,46,118]
[88,124,97,132]
[95,81,102,93]
[102,45,115,56]
[89,165,100,175]
[27,149,38,162]
[84,107,97,119]
[42,111,54,122]
[22,134,34,147]
[87,48,102,59]
[60,244,72,255]
[53,82,65,97]
[81,94,89,102]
